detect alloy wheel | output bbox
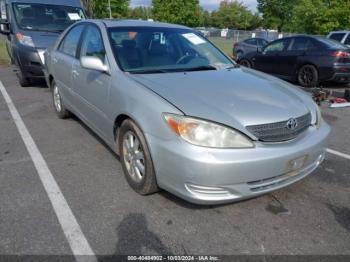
[53,85,62,112]
[122,131,146,183]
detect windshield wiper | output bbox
[224,64,240,69]
[176,65,217,72]
[129,65,218,74]
[129,69,171,74]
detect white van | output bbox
[327,31,350,47]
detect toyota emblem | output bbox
[286,118,298,130]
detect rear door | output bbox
[52,24,85,107]
[72,24,111,138]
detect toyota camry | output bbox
[44,20,330,204]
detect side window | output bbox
[290,38,309,51]
[258,39,268,46]
[59,25,85,57]
[245,39,257,45]
[345,34,350,45]
[80,25,106,62]
[264,39,290,54]
[329,33,346,42]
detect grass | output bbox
[0,37,10,66]
[209,37,233,57]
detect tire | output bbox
[16,68,30,87]
[118,119,159,195]
[51,80,70,119]
[297,64,319,88]
[239,59,251,68]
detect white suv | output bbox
[327,31,350,47]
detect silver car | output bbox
[44,20,330,205]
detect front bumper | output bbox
[146,123,331,205]
[16,45,45,78]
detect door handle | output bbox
[53,57,58,64]
[72,70,79,78]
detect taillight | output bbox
[332,51,350,58]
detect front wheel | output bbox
[297,64,318,87]
[52,80,70,119]
[239,59,252,68]
[118,119,159,195]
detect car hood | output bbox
[23,30,60,49]
[130,68,315,136]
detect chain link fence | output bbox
[194,27,299,56]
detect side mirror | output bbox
[0,19,10,35]
[80,56,109,73]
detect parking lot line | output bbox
[0,81,97,262]
[327,148,350,160]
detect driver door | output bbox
[253,38,291,75]
[72,24,112,139]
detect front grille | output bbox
[246,113,312,142]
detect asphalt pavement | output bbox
[0,67,349,260]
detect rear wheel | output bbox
[297,64,318,87]
[118,119,158,195]
[52,80,70,119]
[239,59,251,68]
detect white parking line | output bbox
[0,81,97,262]
[327,148,350,160]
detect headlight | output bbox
[315,104,323,128]
[16,33,35,47]
[163,113,254,148]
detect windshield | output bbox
[108,27,234,73]
[13,3,85,32]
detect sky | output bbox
[130,0,258,12]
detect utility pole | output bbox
[108,0,112,19]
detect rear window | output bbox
[317,37,348,50]
[245,39,257,45]
[329,33,346,42]
[345,35,350,45]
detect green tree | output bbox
[198,8,212,27]
[257,0,297,32]
[128,6,153,20]
[211,1,260,30]
[90,0,130,18]
[289,0,350,34]
[152,0,201,27]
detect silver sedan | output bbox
[44,20,330,205]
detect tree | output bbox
[198,8,212,27]
[88,0,130,18]
[152,0,201,27]
[289,0,350,34]
[257,0,297,32]
[211,1,261,30]
[128,6,153,20]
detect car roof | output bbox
[7,0,82,7]
[93,19,190,30]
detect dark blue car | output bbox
[238,35,350,87]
